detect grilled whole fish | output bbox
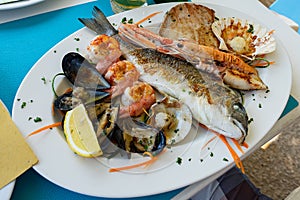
[79,6,248,143]
[126,48,248,142]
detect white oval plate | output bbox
[0,0,44,10]
[12,2,292,198]
[0,182,15,200]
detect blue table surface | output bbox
[270,0,300,33]
[0,0,298,199]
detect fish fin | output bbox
[78,6,118,36]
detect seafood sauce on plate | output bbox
[12,2,291,198]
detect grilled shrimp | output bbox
[118,23,267,90]
[120,81,156,118]
[86,34,122,74]
[78,6,249,143]
[105,60,140,98]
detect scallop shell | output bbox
[211,17,276,59]
[147,96,192,145]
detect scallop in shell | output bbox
[147,96,192,145]
[211,17,276,59]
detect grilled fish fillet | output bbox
[159,3,220,48]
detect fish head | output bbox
[207,101,248,144]
[230,102,248,143]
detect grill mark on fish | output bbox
[78,6,248,142]
[127,48,243,109]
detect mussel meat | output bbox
[96,107,166,155]
[54,87,109,112]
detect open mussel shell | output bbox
[53,87,109,112]
[147,96,192,145]
[62,52,110,90]
[99,113,166,155]
[121,119,166,155]
[211,17,276,59]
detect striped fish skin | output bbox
[78,6,248,143]
[125,48,248,142]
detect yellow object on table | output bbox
[0,101,38,189]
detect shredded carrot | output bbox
[26,122,62,138]
[249,58,275,68]
[135,12,162,25]
[201,135,217,150]
[109,152,157,173]
[64,87,73,93]
[242,142,249,149]
[219,135,245,173]
[231,138,245,154]
[52,103,55,116]
[199,123,245,173]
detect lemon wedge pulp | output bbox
[64,104,102,158]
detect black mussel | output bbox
[54,87,109,112]
[109,119,166,155]
[86,102,111,128]
[95,106,166,156]
[96,106,128,157]
[97,106,119,137]
[62,52,110,90]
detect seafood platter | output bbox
[12,2,291,198]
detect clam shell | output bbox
[211,17,276,59]
[147,96,193,145]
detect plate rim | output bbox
[11,2,292,198]
[0,0,44,10]
[0,100,16,200]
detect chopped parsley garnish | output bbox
[171,139,176,145]
[200,158,204,162]
[248,118,254,124]
[223,158,229,162]
[41,77,46,84]
[121,17,127,24]
[258,103,262,108]
[128,18,133,24]
[176,157,182,165]
[210,152,214,157]
[76,47,80,52]
[174,128,179,133]
[188,158,192,162]
[21,102,26,109]
[28,117,32,121]
[34,117,42,123]
[247,24,254,34]
[74,37,80,41]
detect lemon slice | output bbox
[64,104,102,158]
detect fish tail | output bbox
[78,6,118,36]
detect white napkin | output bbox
[0,0,96,24]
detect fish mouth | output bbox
[231,102,248,143]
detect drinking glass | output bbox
[110,0,148,13]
